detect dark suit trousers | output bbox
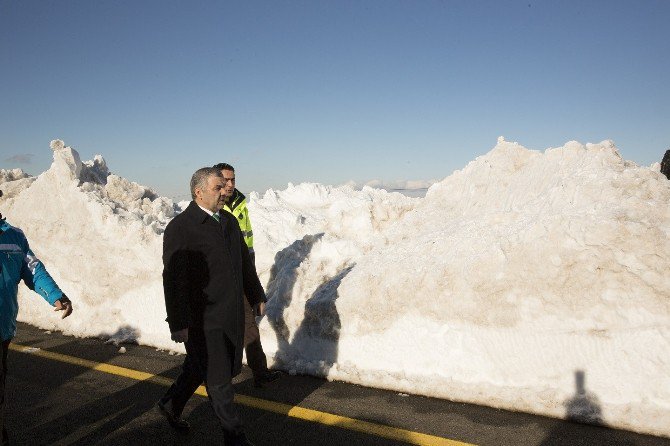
[161,329,242,435]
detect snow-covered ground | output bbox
[1,138,668,437]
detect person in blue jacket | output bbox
[0,189,73,446]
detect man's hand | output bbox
[171,328,189,343]
[54,298,73,319]
[254,302,266,317]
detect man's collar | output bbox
[196,203,216,217]
[226,189,245,209]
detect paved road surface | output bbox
[3,323,668,446]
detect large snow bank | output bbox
[2,140,177,347]
[1,138,668,437]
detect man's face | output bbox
[221,169,236,201]
[195,175,227,213]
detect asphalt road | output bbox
[3,322,668,446]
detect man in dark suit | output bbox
[157,167,265,446]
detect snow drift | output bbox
[1,138,668,437]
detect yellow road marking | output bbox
[9,343,475,446]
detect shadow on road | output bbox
[539,370,635,446]
[6,331,183,445]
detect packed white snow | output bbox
[1,138,668,437]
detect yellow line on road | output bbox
[9,343,475,446]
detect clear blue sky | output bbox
[1,0,668,199]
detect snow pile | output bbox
[252,137,670,436]
[2,138,669,437]
[0,168,35,199]
[309,138,669,435]
[5,140,177,347]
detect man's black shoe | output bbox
[157,400,190,431]
[253,370,281,388]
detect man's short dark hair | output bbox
[190,167,222,200]
[213,163,235,172]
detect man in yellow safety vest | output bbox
[213,163,281,387]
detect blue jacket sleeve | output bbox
[20,241,64,306]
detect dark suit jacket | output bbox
[162,201,265,373]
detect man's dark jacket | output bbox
[162,201,266,375]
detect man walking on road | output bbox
[0,189,73,446]
[213,163,280,388]
[158,168,266,446]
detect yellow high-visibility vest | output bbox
[222,189,254,255]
